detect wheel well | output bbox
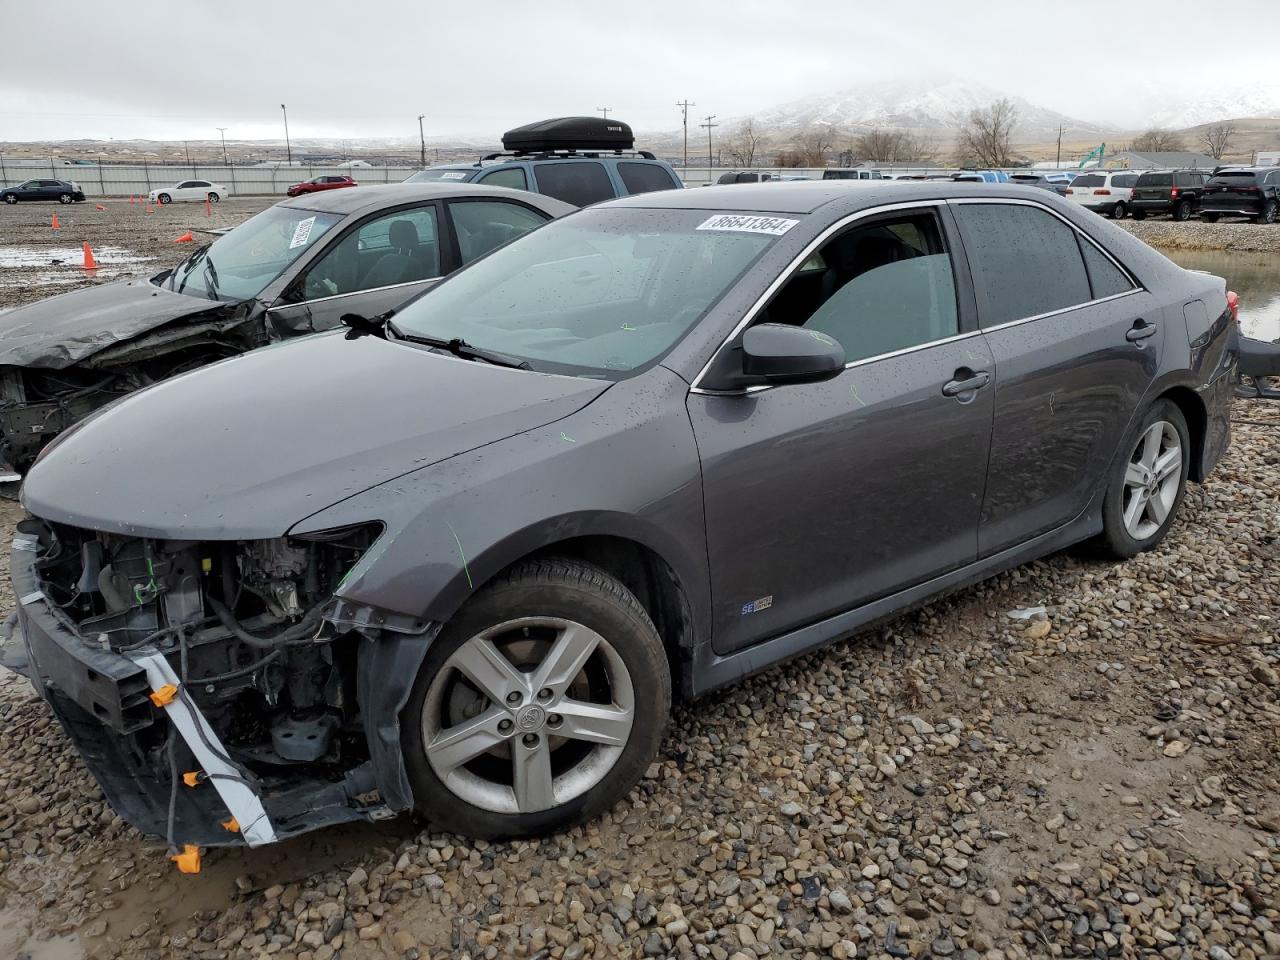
[519,536,692,697]
[1159,385,1208,482]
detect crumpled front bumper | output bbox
[6,537,436,848]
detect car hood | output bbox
[22,331,609,540]
[0,276,229,368]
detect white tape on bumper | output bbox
[130,650,278,847]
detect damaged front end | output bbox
[6,518,436,848]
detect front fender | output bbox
[291,367,711,643]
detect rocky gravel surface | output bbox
[1119,219,1280,254]
[0,198,1276,959]
[0,404,1276,960]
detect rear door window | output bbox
[954,203,1092,326]
[1111,174,1138,188]
[1138,173,1172,187]
[532,162,615,206]
[1078,240,1134,299]
[449,199,549,265]
[617,162,679,194]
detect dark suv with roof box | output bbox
[1199,168,1280,224]
[1129,169,1209,220]
[405,117,683,207]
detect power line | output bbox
[699,114,718,169]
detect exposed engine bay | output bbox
[9,517,435,850]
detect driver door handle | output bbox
[942,370,991,397]
[1126,319,1157,342]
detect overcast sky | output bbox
[2,0,1278,142]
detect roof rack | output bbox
[480,148,657,163]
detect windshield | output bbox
[165,206,342,302]
[404,168,476,183]
[391,207,784,378]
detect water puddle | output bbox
[0,907,82,960]
[1162,248,1280,342]
[0,245,157,289]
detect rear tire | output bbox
[1173,200,1192,221]
[1255,200,1277,225]
[1201,212,1219,223]
[401,558,671,839]
[1093,399,1190,560]
[1111,202,1127,220]
[1132,209,1147,221]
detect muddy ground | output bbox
[0,198,1276,960]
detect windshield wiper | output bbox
[171,243,211,294]
[387,321,531,370]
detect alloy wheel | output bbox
[58,194,71,204]
[1122,420,1182,540]
[420,616,635,815]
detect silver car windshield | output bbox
[391,208,784,377]
[166,206,342,302]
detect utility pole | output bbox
[1056,123,1064,167]
[280,104,292,164]
[597,107,611,118]
[418,114,426,167]
[676,99,695,168]
[216,128,228,165]
[700,114,718,169]
[184,140,192,166]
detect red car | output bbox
[285,175,357,197]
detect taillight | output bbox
[1065,188,1073,194]
[1241,186,1259,193]
[1095,188,1111,195]
[1227,291,1239,324]
[1170,187,1180,198]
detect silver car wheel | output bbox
[1121,420,1182,540]
[420,616,635,815]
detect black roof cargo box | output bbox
[502,117,634,154]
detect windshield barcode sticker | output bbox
[697,214,799,236]
[289,216,317,249]
[440,172,468,180]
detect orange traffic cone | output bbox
[145,203,154,214]
[95,203,105,211]
[129,195,136,204]
[204,198,212,217]
[82,242,98,270]
[174,231,194,243]
[50,214,60,230]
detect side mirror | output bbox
[742,323,846,384]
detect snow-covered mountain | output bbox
[730,76,1112,141]
[1146,86,1280,129]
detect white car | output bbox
[1065,170,1140,220]
[148,179,229,204]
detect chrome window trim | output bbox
[266,276,440,311]
[689,195,1145,398]
[689,200,949,394]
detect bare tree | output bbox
[1130,128,1186,153]
[726,119,768,167]
[795,126,839,167]
[897,133,937,164]
[956,99,1018,168]
[852,128,904,163]
[774,148,805,168]
[1199,122,1236,160]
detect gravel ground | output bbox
[0,197,277,310]
[0,201,1276,960]
[1118,219,1280,254]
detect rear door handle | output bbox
[942,370,991,397]
[1126,320,1157,342]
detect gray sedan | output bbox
[9,181,1236,848]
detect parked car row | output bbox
[1068,167,1280,224]
[1,174,1242,854]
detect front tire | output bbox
[157,193,171,204]
[207,192,220,204]
[1094,399,1190,559]
[401,559,671,839]
[2,194,15,205]
[1132,209,1147,221]
[1201,212,1219,223]
[58,193,72,204]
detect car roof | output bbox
[603,180,1059,216]
[277,181,575,216]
